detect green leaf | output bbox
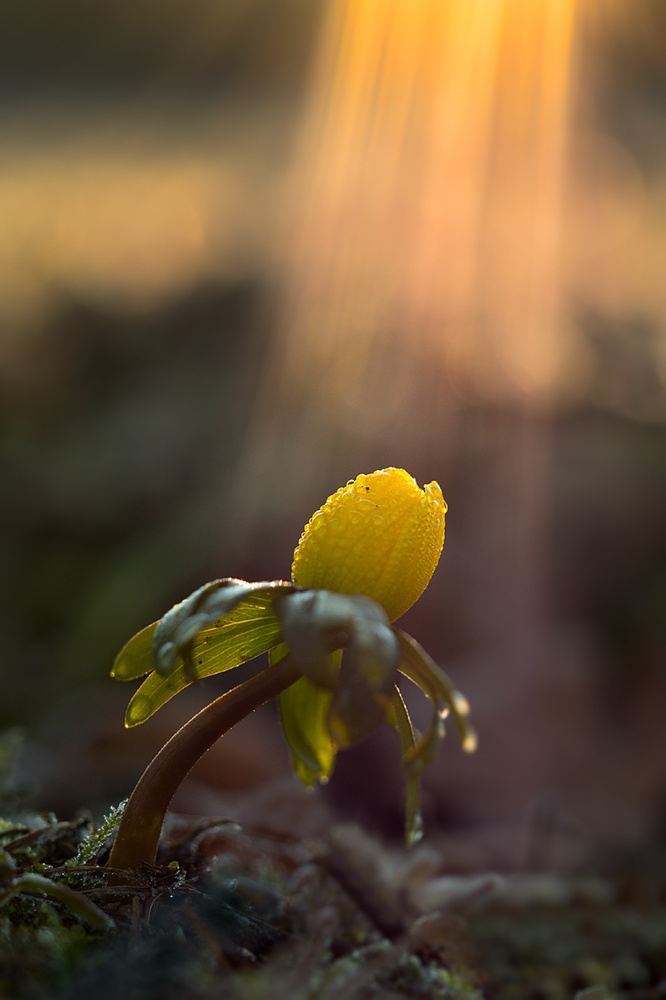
[124,593,283,727]
[395,629,477,754]
[395,637,445,770]
[387,687,423,846]
[151,579,294,682]
[277,644,338,785]
[111,622,158,681]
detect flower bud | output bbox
[291,468,446,622]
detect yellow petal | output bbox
[291,468,446,622]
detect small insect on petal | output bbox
[291,468,447,622]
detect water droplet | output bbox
[407,812,424,846]
[462,731,478,753]
[452,692,470,716]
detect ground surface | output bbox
[2,806,666,1000]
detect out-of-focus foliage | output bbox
[0,0,322,94]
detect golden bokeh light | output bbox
[267,0,578,431]
[0,114,283,326]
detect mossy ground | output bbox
[2,806,666,999]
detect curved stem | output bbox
[108,657,301,871]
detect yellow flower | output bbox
[291,468,447,622]
[112,467,473,847]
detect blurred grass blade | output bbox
[277,644,337,785]
[124,593,283,727]
[10,874,115,930]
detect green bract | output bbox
[112,580,294,727]
[113,578,475,845]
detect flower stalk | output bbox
[108,656,301,870]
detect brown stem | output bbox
[108,657,301,871]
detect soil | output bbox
[2,807,666,1000]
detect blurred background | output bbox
[2,0,666,872]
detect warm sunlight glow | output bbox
[268,0,577,433]
[0,115,283,331]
